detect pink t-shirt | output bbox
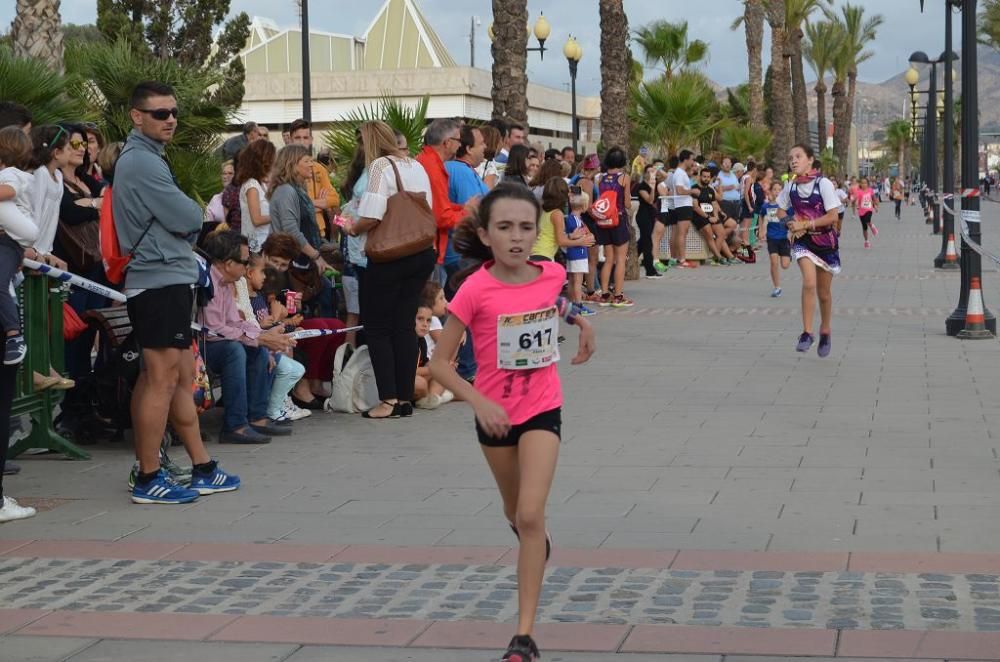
[448,260,565,424]
[856,188,875,212]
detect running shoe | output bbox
[501,634,540,662]
[131,469,200,504]
[871,223,879,237]
[4,334,26,366]
[727,258,742,265]
[654,261,668,273]
[864,240,871,249]
[189,463,241,495]
[645,271,663,279]
[795,332,815,353]
[771,288,782,298]
[508,522,552,562]
[710,258,724,266]
[818,333,832,358]
[611,294,634,308]
[584,290,604,304]
[0,496,36,522]
[128,453,192,491]
[576,305,597,317]
[667,258,679,267]
[598,292,613,307]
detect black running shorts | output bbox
[126,284,194,350]
[673,206,694,223]
[767,238,791,257]
[477,407,562,447]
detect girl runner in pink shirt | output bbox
[855,177,879,248]
[430,183,596,662]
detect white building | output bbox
[236,0,602,152]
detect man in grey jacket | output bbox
[114,81,241,504]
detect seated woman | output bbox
[260,232,346,410]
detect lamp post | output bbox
[946,0,996,336]
[909,51,940,234]
[488,13,551,59]
[299,0,311,122]
[563,36,582,155]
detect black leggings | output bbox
[0,364,16,499]
[361,249,435,402]
[859,212,873,231]
[894,200,902,217]
[636,213,656,275]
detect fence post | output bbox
[7,274,89,460]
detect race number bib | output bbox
[860,198,873,210]
[497,306,560,370]
[700,203,714,215]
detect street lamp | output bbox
[299,0,311,122]
[909,50,939,233]
[488,13,551,60]
[905,66,919,137]
[563,36,583,154]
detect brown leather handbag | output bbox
[364,157,436,263]
[57,219,102,273]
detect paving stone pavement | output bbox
[3,204,1000,659]
[3,555,1000,632]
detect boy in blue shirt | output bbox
[565,189,596,315]
[762,180,791,297]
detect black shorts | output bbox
[594,219,631,247]
[126,284,194,350]
[673,206,694,223]
[859,212,873,229]
[720,200,741,222]
[767,238,791,257]
[692,214,711,230]
[477,407,562,447]
[661,210,677,226]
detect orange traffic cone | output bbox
[943,234,959,269]
[957,277,995,339]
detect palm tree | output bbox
[0,46,81,125]
[599,0,634,279]
[720,124,773,163]
[829,21,851,173]
[630,71,727,156]
[732,0,766,129]
[765,0,794,167]
[828,3,883,172]
[10,0,64,73]
[490,0,528,123]
[804,19,839,153]
[633,20,708,80]
[884,119,912,179]
[324,94,430,165]
[785,0,830,146]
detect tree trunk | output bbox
[815,79,827,153]
[765,0,793,167]
[846,68,858,176]
[490,0,528,124]
[789,29,810,146]
[831,78,849,175]
[10,0,64,73]
[745,0,766,129]
[598,0,637,281]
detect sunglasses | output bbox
[136,107,179,121]
[229,257,250,267]
[68,139,87,150]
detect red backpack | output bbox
[589,174,621,229]
[100,185,154,285]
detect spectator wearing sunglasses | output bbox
[114,81,241,505]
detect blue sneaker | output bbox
[131,470,199,504]
[771,287,782,298]
[577,305,597,317]
[796,332,815,353]
[189,464,241,495]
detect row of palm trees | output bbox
[736,0,883,171]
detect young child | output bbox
[235,254,307,423]
[421,280,447,360]
[565,189,596,315]
[855,177,879,249]
[762,180,791,297]
[429,183,596,662]
[0,127,39,366]
[414,304,453,409]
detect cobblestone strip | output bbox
[2,557,999,632]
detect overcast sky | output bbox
[2,0,962,95]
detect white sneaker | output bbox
[439,389,455,405]
[415,393,442,410]
[0,496,36,523]
[282,398,312,420]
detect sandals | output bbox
[362,401,403,419]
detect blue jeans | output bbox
[205,340,269,432]
[444,261,477,381]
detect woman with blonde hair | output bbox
[267,144,330,274]
[347,120,435,419]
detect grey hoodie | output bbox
[112,130,201,290]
